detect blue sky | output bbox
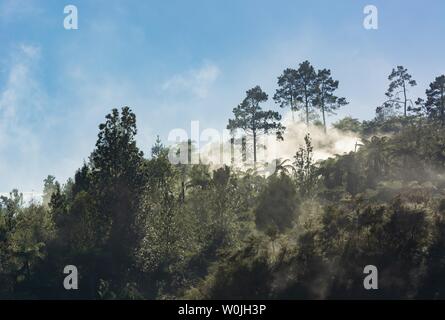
[0,0,445,194]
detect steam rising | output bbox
[195,112,361,172]
[273,113,361,162]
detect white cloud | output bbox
[162,62,220,99]
[0,44,44,143]
[0,44,46,193]
[0,44,42,118]
[19,43,41,59]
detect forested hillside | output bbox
[1,62,445,299]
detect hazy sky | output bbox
[0,0,445,193]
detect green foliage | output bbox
[294,61,317,125]
[274,60,317,125]
[293,134,318,198]
[255,174,299,236]
[333,116,362,134]
[275,61,347,128]
[5,66,445,300]
[90,107,146,286]
[274,68,299,120]
[42,175,57,207]
[185,236,273,299]
[0,199,55,298]
[227,86,285,163]
[424,75,445,124]
[313,69,348,131]
[378,66,417,117]
[136,153,182,275]
[151,135,168,158]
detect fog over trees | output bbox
[2,62,445,299]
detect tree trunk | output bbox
[403,82,407,117]
[253,131,257,165]
[291,96,295,122]
[230,137,234,165]
[322,103,327,133]
[242,136,246,162]
[440,86,445,126]
[181,180,185,203]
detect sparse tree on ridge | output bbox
[383,66,417,117]
[424,75,445,125]
[275,61,318,125]
[295,61,318,125]
[227,86,285,164]
[313,68,348,132]
[274,68,299,121]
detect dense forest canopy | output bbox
[2,62,445,299]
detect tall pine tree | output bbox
[227,86,285,164]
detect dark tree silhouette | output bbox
[424,75,445,125]
[295,61,317,125]
[313,69,348,132]
[227,86,285,164]
[383,66,417,117]
[90,106,145,286]
[274,68,299,121]
[275,61,317,125]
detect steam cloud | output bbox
[195,112,361,172]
